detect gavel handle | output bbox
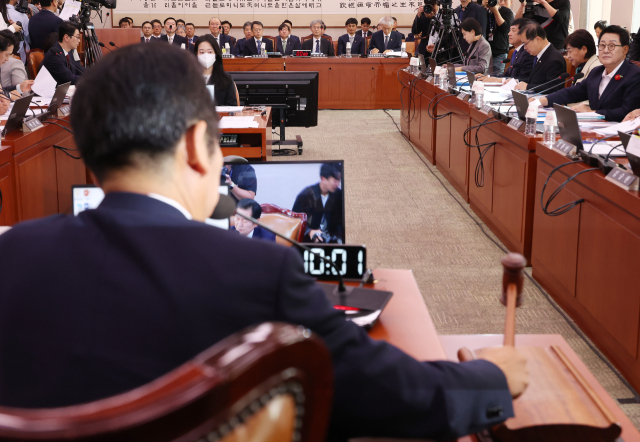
[504,283,517,347]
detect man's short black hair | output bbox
[278,22,289,31]
[345,17,358,26]
[461,17,482,36]
[124,17,133,24]
[40,0,53,7]
[186,22,195,28]
[519,23,546,41]
[564,29,597,59]
[118,17,129,27]
[150,19,162,26]
[221,20,231,27]
[176,18,186,26]
[58,21,78,43]
[164,17,176,25]
[283,19,292,26]
[320,163,340,180]
[251,21,263,30]
[237,198,261,219]
[598,25,630,47]
[594,20,608,31]
[391,16,397,22]
[142,21,151,28]
[70,44,219,183]
[361,17,371,25]
[511,18,530,31]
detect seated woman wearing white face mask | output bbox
[194,35,239,106]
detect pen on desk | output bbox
[359,268,372,288]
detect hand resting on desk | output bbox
[480,346,529,399]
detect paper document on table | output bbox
[0,104,11,120]
[594,117,640,136]
[579,121,617,129]
[484,90,510,103]
[216,106,244,112]
[576,111,604,120]
[582,141,627,157]
[219,116,259,128]
[59,0,81,22]
[32,67,57,98]
[500,78,518,92]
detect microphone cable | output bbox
[426,91,455,120]
[540,159,598,216]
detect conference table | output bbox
[224,57,409,110]
[364,268,640,442]
[397,67,640,395]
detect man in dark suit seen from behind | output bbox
[537,26,640,122]
[477,18,534,83]
[337,17,365,55]
[243,20,273,55]
[208,17,234,54]
[185,22,197,51]
[0,42,528,441]
[140,21,153,43]
[276,22,300,55]
[160,17,188,47]
[301,19,334,55]
[28,0,62,50]
[232,21,252,56]
[355,17,372,38]
[231,199,276,242]
[368,16,402,54]
[411,0,439,56]
[513,23,567,93]
[42,21,84,85]
[454,0,487,53]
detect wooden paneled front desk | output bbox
[367,268,640,442]
[219,107,272,161]
[224,57,409,110]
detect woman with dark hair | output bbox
[564,30,601,83]
[0,30,31,96]
[0,0,21,34]
[455,17,491,74]
[194,34,238,106]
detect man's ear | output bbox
[184,120,210,175]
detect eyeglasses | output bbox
[598,43,623,52]
[71,34,81,40]
[522,39,531,47]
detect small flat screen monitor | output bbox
[222,160,345,244]
[554,104,584,151]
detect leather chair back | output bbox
[259,203,307,244]
[0,323,333,442]
[27,49,44,80]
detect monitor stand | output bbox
[272,106,303,156]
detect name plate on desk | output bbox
[22,117,43,133]
[480,104,493,114]
[57,105,70,117]
[605,168,640,191]
[552,139,577,156]
[508,118,524,130]
[457,92,469,101]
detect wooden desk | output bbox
[219,107,272,161]
[531,143,640,393]
[223,57,409,110]
[94,29,141,56]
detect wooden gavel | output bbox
[458,253,527,361]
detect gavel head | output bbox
[500,253,527,307]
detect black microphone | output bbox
[438,51,468,65]
[502,58,511,64]
[98,42,112,52]
[109,41,121,49]
[528,73,584,97]
[523,72,570,94]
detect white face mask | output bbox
[198,53,216,69]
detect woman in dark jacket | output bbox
[194,34,238,106]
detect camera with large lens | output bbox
[423,0,436,14]
[476,0,498,6]
[14,0,29,14]
[519,0,538,18]
[71,0,117,25]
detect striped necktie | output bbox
[315,39,319,53]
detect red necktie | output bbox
[66,54,71,68]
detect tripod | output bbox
[429,7,464,64]
[79,21,102,67]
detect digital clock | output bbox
[299,244,366,281]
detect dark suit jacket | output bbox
[546,60,640,122]
[186,36,198,52]
[159,34,189,48]
[0,191,513,441]
[355,29,372,38]
[525,43,567,93]
[243,37,274,56]
[300,37,335,56]
[230,225,276,241]
[396,31,405,40]
[292,184,343,242]
[454,2,488,52]
[232,37,247,56]
[41,42,85,86]
[368,30,402,53]
[276,36,301,55]
[28,8,62,50]
[498,46,535,82]
[206,74,238,106]
[205,33,234,52]
[630,26,640,62]
[337,34,365,55]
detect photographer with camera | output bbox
[411,0,439,56]
[28,0,61,49]
[223,163,257,204]
[515,0,570,50]
[455,0,487,53]
[483,0,513,74]
[7,0,31,63]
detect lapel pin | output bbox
[614,74,623,81]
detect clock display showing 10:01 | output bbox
[300,245,366,281]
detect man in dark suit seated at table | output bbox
[392,17,405,40]
[368,16,402,54]
[42,21,85,85]
[276,22,300,56]
[536,26,640,122]
[477,18,534,83]
[283,19,300,45]
[150,19,163,40]
[337,18,365,55]
[28,0,62,50]
[159,17,188,47]
[356,17,372,38]
[243,20,273,56]
[185,22,198,51]
[208,17,234,54]
[513,23,567,93]
[0,42,528,442]
[301,19,334,56]
[232,21,252,56]
[140,21,154,43]
[230,198,276,242]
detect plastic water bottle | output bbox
[472,81,484,109]
[346,42,351,56]
[543,110,557,146]
[260,42,264,56]
[525,103,538,136]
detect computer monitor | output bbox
[554,104,584,151]
[222,160,345,244]
[2,95,33,137]
[45,82,71,118]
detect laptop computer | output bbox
[446,62,456,88]
[2,95,33,137]
[512,91,545,133]
[620,132,640,176]
[428,57,437,76]
[466,71,475,88]
[44,82,71,118]
[418,54,428,76]
[554,104,584,152]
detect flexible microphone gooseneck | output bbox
[528,73,584,98]
[523,72,570,94]
[109,41,121,49]
[98,42,112,52]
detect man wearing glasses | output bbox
[42,21,85,85]
[537,26,640,122]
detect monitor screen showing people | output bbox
[222,161,345,244]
